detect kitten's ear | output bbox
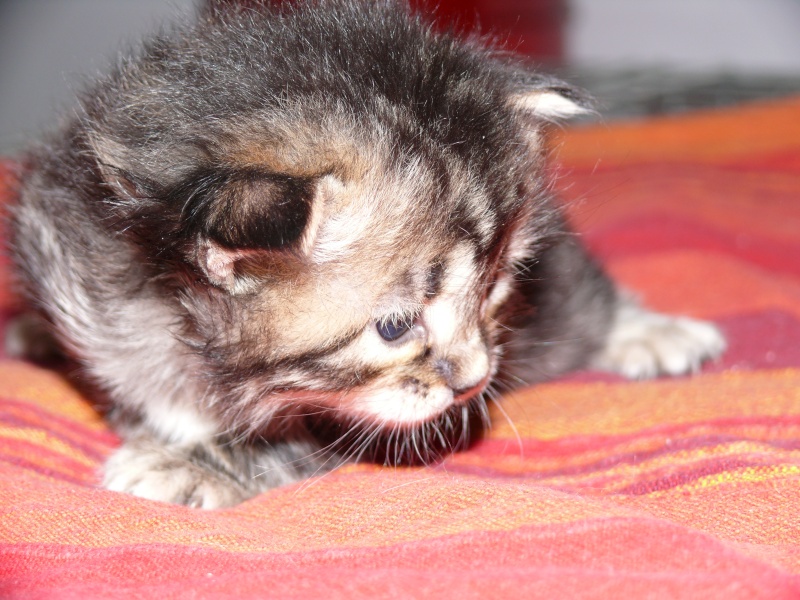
[192,173,336,293]
[190,172,318,250]
[90,133,337,294]
[194,240,264,293]
[509,78,592,122]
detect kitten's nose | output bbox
[434,358,489,400]
[433,358,455,384]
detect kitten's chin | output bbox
[453,375,491,404]
[356,387,455,426]
[353,375,490,427]
[289,365,496,467]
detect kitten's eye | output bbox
[376,318,413,342]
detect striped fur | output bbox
[9,0,723,507]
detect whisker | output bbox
[291,418,380,495]
[351,425,384,464]
[410,427,425,464]
[458,404,470,450]
[486,390,523,458]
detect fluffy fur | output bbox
[9,0,724,508]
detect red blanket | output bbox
[2,98,800,599]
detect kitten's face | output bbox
[174,114,537,434]
[82,1,585,447]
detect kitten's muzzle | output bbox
[453,374,490,403]
[433,347,491,401]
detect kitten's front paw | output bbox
[103,440,250,509]
[593,304,726,379]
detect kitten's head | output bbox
[86,0,588,458]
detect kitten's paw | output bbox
[103,440,250,509]
[593,304,726,379]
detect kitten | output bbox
[8,0,724,508]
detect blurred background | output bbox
[1,0,799,153]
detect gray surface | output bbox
[563,68,800,120]
[567,0,800,76]
[0,0,197,153]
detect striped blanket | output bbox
[2,97,799,599]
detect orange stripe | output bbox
[618,476,800,553]
[449,430,800,480]
[0,427,100,469]
[0,469,644,551]
[0,361,109,432]
[491,369,800,440]
[553,96,800,168]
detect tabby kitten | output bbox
[9,0,724,508]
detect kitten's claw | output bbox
[103,440,250,509]
[593,304,726,379]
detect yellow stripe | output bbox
[0,426,100,467]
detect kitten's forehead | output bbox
[313,156,506,296]
[221,104,532,351]
[214,98,531,241]
[250,173,496,358]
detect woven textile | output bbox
[2,98,800,599]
